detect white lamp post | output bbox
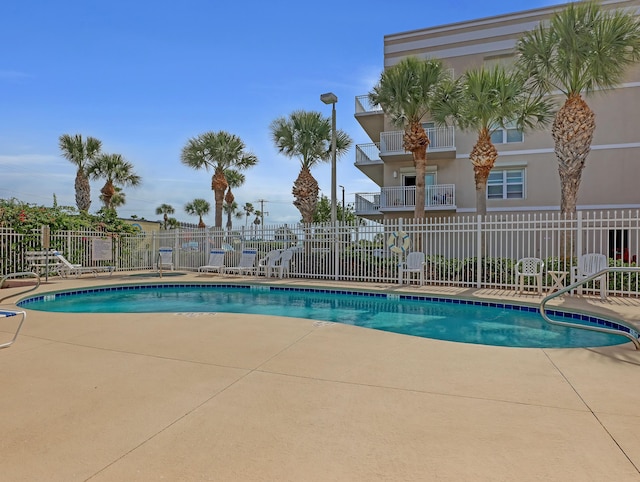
[320,92,338,224]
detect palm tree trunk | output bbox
[553,94,595,259]
[292,166,319,223]
[474,172,490,216]
[225,188,234,205]
[211,169,228,228]
[75,170,91,212]
[403,122,430,219]
[471,128,498,216]
[552,93,595,216]
[100,181,116,209]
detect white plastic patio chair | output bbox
[256,249,282,277]
[398,252,426,285]
[224,248,258,276]
[198,249,226,274]
[514,257,544,294]
[571,253,608,298]
[268,248,294,278]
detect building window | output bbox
[490,120,523,144]
[487,168,525,199]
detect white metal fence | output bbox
[2,210,638,296]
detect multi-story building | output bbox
[353,0,640,221]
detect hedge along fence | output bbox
[1,210,639,296]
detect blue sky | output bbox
[0,0,565,225]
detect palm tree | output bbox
[88,153,141,210]
[432,66,553,215]
[368,57,450,218]
[270,110,352,223]
[166,217,180,229]
[223,201,244,230]
[185,198,211,228]
[252,209,262,238]
[243,202,254,228]
[516,1,640,216]
[180,131,258,228]
[58,134,102,212]
[223,168,246,212]
[155,204,175,230]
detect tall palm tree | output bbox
[185,198,211,228]
[88,153,141,210]
[223,201,244,230]
[516,1,640,216]
[270,110,352,223]
[369,57,449,218]
[58,134,102,212]
[181,131,258,228]
[243,202,254,228]
[432,66,553,215]
[155,203,175,230]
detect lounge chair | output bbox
[198,249,226,273]
[158,248,174,270]
[224,248,258,276]
[256,249,283,277]
[54,251,114,278]
[0,308,27,349]
[514,257,544,294]
[398,251,426,285]
[571,253,608,299]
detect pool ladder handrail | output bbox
[156,252,164,278]
[540,266,640,350]
[0,272,38,348]
[0,271,41,303]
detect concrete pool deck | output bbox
[1,272,639,481]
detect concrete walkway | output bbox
[1,273,639,481]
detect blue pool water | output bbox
[19,283,633,349]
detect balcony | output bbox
[355,95,383,114]
[355,127,456,165]
[354,185,456,216]
[354,95,384,141]
[380,127,455,156]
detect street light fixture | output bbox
[339,184,345,221]
[321,92,338,224]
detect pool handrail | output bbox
[540,266,640,350]
[0,271,41,303]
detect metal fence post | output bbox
[476,215,482,288]
[576,210,583,259]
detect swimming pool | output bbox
[19,283,635,349]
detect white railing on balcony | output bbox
[355,185,456,213]
[379,127,455,155]
[355,95,383,114]
[355,143,381,164]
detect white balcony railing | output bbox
[355,95,383,114]
[355,143,381,164]
[379,127,455,155]
[355,185,456,214]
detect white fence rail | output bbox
[1,211,638,296]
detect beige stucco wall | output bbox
[363,0,640,218]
